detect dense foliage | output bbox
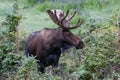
[0,0,120,80]
[0,0,22,78]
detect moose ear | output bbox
[47,10,59,25]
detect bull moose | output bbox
[25,10,84,73]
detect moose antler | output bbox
[47,10,82,30]
[47,10,69,27]
[47,10,60,25]
[67,19,82,29]
[68,11,76,21]
[61,10,69,22]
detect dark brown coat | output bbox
[25,10,84,73]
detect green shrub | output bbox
[0,0,22,78]
[1,53,22,74]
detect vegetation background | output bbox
[0,0,120,80]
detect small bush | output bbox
[1,53,22,74]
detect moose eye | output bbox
[67,32,72,37]
[68,32,71,35]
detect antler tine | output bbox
[47,10,57,22]
[54,10,61,25]
[47,10,60,26]
[54,10,58,21]
[61,10,69,22]
[67,19,82,29]
[68,11,76,21]
[60,10,70,29]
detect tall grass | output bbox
[23,0,120,11]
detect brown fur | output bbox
[25,10,84,73]
[25,28,83,73]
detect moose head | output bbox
[25,10,84,73]
[47,10,83,49]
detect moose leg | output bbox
[52,48,61,67]
[52,48,61,75]
[37,61,45,73]
[52,55,60,67]
[52,54,61,75]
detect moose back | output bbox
[25,10,84,73]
